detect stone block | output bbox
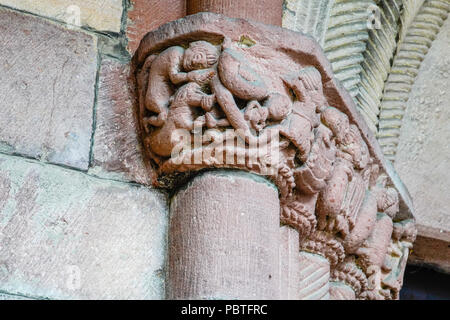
[0,8,97,170]
[0,0,123,33]
[91,58,153,185]
[409,234,450,274]
[126,0,186,54]
[0,154,168,299]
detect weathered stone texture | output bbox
[187,0,283,26]
[329,282,356,300]
[298,252,330,300]
[379,0,449,160]
[127,0,186,54]
[410,235,450,273]
[0,292,33,300]
[279,226,301,300]
[0,154,168,299]
[168,171,280,300]
[0,9,97,170]
[395,17,450,258]
[282,0,334,46]
[0,0,123,33]
[91,58,152,185]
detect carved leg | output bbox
[144,111,168,128]
[211,75,256,144]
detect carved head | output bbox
[183,41,219,71]
[377,187,399,218]
[266,93,292,121]
[392,220,417,243]
[244,101,268,132]
[282,67,325,109]
[171,81,203,103]
[321,107,350,144]
[297,67,323,91]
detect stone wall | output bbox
[0,0,447,300]
[0,1,169,299]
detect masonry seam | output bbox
[0,151,157,189]
[0,289,51,300]
[0,3,122,39]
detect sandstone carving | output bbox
[132,13,416,300]
[283,0,449,155]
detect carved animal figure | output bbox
[201,92,291,132]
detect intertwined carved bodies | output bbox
[136,36,415,300]
[148,82,216,157]
[144,41,219,127]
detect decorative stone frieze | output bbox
[131,13,416,300]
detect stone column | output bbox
[187,0,283,26]
[167,171,280,299]
[131,13,416,300]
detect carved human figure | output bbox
[143,41,219,127]
[380,220,416,299]
[356,213,393,271]
[274,67,339,198]
[132,20,416,301]
[206,39,272,143]
[218,37,269,101]
[293,125,336,195]
[342,191,378,253]
[280,67,325,161]
[321,107,370,170]
[147,82,216,157]
[315,107,371,236]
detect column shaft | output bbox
[187,0,283,26]
[167,171,280,299]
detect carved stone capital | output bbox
[131,13,416,300]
